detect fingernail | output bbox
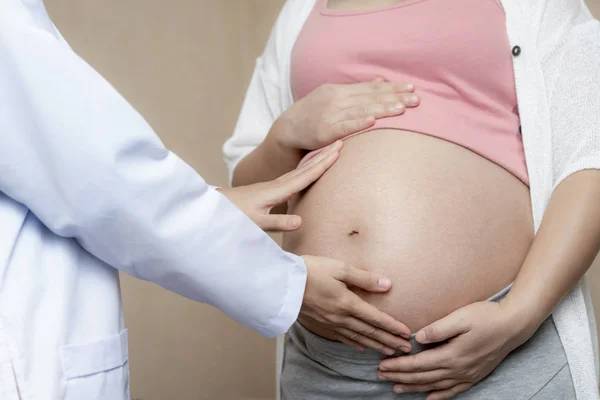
[406,83,415,91]
[378,278,391,290]
[392,102,404,111]
[400,346,410,353]
[325,143,339,153]
[416,330,428,343]
[384,348,395,356]
[379,364,389,372]
[378,374,388,381]
[407,94,419,105]
[366,115,375,123]
[394,386,405,393]
[289,215,302,228]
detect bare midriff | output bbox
[282,129,534,336]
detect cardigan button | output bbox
[512,45,522,56]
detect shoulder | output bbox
[536,0,599,56]
[258,0,316,77]
[277,0,315,22]
[268,0,316,48]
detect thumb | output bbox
[415,309,471,344]
[337,265,392,293]
[258,214,302,232]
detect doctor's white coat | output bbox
[0,1,307,398]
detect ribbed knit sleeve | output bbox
[539,2,600,188]
[222,1,301,185]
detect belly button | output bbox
[349,230,360,236]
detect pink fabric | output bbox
[291,0,529,185]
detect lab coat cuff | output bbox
[262,253,307,338]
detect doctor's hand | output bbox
[300,255,413,354]
[218,141,342,232]
[270,77,419,152]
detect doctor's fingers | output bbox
[258,213,302,232]
[330,334,366,351]
[334,263,392,293]
[333,328,395,355]
[335,318,412,354]
[256,139,340,229]
[276,140,342,183]
[266,141,342,204]
[344,294,412,340]
[333,266,411,336]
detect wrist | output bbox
[499,292,547,346]
[267,116,295,151]
[265,118,304,163]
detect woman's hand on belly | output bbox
[378,301,528,399]
[300,255,412,355]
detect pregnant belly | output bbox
[282,129,534,333]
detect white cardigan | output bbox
[223,0,600,398]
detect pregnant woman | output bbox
[224,0,600,399]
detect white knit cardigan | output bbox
[223,0,600,398]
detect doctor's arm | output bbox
[0,11,310,338]
[0,9,412,347]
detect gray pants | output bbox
[281,288,575,400]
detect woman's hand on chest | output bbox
[271,78,419,153]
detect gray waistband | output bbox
[486,283,512,302]
[289,284,512,364]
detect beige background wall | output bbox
[43,1,600,399]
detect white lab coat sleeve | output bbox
[0,2,306,337]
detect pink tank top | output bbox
[291,0,529,185]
